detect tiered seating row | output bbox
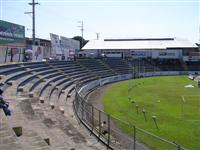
[101,58,132,74]
[0,61,107,149]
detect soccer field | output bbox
[102,76,200,150]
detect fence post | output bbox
[91,106,94,132]
[107,114,110,148]
[98,110,101,140]
[81,99,84,120]
[133,126,136,150]
[177,144,181,150]
[173,141,181,150]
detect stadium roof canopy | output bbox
[82,38,198,50]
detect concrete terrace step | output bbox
[18,129,50,150]
[0,110,23,150]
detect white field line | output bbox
[181,95,200,122]
[181,96,186,103]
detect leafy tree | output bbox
[72,36,88,49]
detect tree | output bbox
[72,36,88,49]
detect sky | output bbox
[0,0,199,43]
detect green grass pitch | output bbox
[102,76,200,150]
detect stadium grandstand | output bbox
[0,56,200,149]
[80,38,198,61]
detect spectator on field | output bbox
[0,89,11,116]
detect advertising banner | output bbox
[60,36,70,48]
[188,52,200,62]
[131,51,146,57]
[32,45,43,62]
[60,36,79,60]
[50,33,62,58]
[0,20,25,47]
[152,50,182,59]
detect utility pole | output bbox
[27,0,39,45]
[77,21,84,48]
[199,24,200,45]
[96,33,100,40]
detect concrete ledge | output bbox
[59,107,64,114]
[50,83,55,86]
[37,75,43,79]
[67,93,71,98]
[44,138,50,145]
[36,76,41,79]
[19,64,25,68]
[39,97,45,103]
[50,103,54,109]
[7,80,14,86]
[43,79,48,82]
[55,86,60,90]
[12,126,22,137]
[24,68,31,71]
[17,87,24,92]
[29,92,34,98]
[61,90,66,93]
[0,75,5,80]
[30,71,36,74]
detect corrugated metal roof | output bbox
[82,38,197,50]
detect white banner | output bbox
[60,36,79,60]
[32,45,44,62]
[50,33,62,57]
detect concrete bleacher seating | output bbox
[101,58,132,74]
[1,58,200,150]
[0,61,107,150]
[185,61,200,71]
[76,59,117,78]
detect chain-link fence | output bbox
[73,86,187,150]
